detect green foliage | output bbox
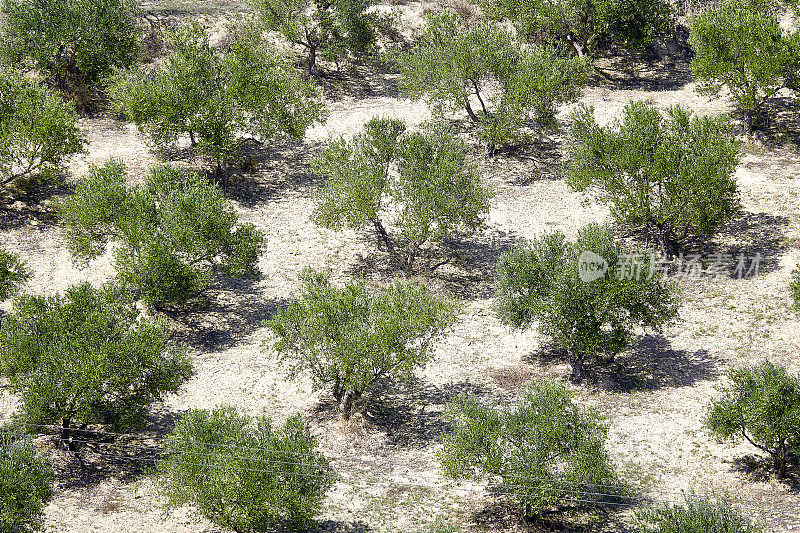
[0,430,53,533]
[0,0,139,109]
[496,223,679,382]
[706,360,800,478]
[250,0,394,76]
[109,22,324,168]
[481,0,674,59]
[439,379,620,517]
[790,265,800,314]
[57,159,266,309]
[0,67,85,193]
[566,101,740,257]
[688,0,797,132]
[312,117,493,272]
[0,282,193,440]
[398,11,589,154]
[266,268,458,419]
[159,405,335,532]
[0,249,31,302]
[635,493,763,533]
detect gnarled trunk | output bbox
[567,341,586,383]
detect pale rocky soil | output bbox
[1,2,800,532]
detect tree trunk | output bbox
[307,45,318,77]
[567,342,586,383]
[484,142,496,159]
[742,109,754,135]
[776,441,787,478]
[337,390,361,421]
[60,417,74,453]
[657,227,676,260]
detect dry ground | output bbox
[1,2,800,532]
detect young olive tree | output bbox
[159,406,335,532]
[0,0,139,109]
[57,160,265,309]
[439,379,620,517]
[0,282,194,449]
[398,11,590,156]
[689,0,797,133]
[312,117,493,273]
[566,101,741,258]
[481,0,674,59]
[635,493,763,533]
[707,360,800,478]
[496,224,679,383]
[0,68,86,194]
[0,249,30,303]
[0,430,53,533]
[266,269,458,420]
[250,0,394,76]
[109,22,324,172]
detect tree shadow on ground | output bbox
[0,174,72,231]
[486,137,565,185]
[345,228,518,301]
[301,521,373,533]
[309,380,496,449]
[221,137,322,208]
[314,55,402,102]
[752,96,800,149]
[50,408,180,490]
[470,499,636,532]
[709,211,790,278]
[732,453,800,492]
[589,27,694,92]
[598,335,721,393]
[165,275,285,352]
[525,335,721,393]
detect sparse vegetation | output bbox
[566,101,741,257]
[0,249,30,302]
[398,11,589,156]
[481,0,674,59]
[0,282,194,449]
[159,405,335,532]
[312,117,493,272]
[707,360,800,478]
[0,0,139,109]
[635,492,763,532]
[56,159,265,309]
[109,22,324,172]
[0,429,53,533]
[439,378,620,517]
[266,268,458,419]
[250,0,395,76]
[688,0,798,133]
[496,223,679,382]
[0,68,85,194]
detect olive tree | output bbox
[0,430,53,533]
[312,117,493,273]
[0,0,139,109]
[635,493,763,533]
[707,360,800,478]
[0,249,30,303]
[0,68,85,194]
[439,379,620,517]
[566,101,741,258]
[481,0,674,59]
[689,0,797,133]
[109,22,324,172]
[159,406,335,532]
[398,11,589,156]
[57,160,265,309]
[250,0,394,76]
[496,224,679,382]
[0,282,194,448]
[266,269,458,420]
